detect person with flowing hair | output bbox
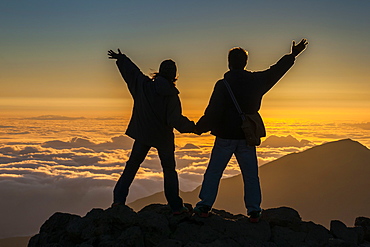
[108,49,195,214]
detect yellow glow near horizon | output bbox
[1,96,369,122]
[0,97,133,118]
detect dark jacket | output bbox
[196,54,295,139]
[116,55,195,150]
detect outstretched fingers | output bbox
[299,39,308,46]
[291,38,308,56]
[107,49,124,59]
[108,49,119,59]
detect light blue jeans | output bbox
[197,137,262,214]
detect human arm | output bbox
[195,81,225,134]
[260,38,308,93]
[291,39,308,57]
[108,49,146,94]
[166,95,196,133]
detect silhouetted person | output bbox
[193,39,308,221]
[108,49,195,214]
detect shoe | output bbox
[173,206,189,215]
[248,211,261,223]
[193,205,211,218]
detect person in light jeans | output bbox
[194,39,308,222]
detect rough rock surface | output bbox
[356,217,370,242]
[28,204,370,247]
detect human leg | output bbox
[113,140,151,204]
[197,137,235,208]
[157,147,184,211]
[234,140,262,214]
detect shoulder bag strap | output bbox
[223,79,246,121]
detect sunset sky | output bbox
[1,0,369,120]
[1,0,370,240]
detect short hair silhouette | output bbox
[152,59,177,83]
[228,47,248,70]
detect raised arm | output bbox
[291,39,308,57]
[108,49,146,94]
[260,38,308,93]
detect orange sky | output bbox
[1,1,369,122]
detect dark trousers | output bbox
[113,140,183,211]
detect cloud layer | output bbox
[1,117,369,238]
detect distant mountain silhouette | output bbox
[260,134,313,147]
[129,139,370,228]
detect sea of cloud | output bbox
[0,116,369,238]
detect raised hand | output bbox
[108,49,125,60]
[291,39,308,57]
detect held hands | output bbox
[193,127,202,136]
[291,39,308,57]
[108,49,125,60]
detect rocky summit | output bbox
[28,204,370,247]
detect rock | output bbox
[103,204,138,228]
[140,203,193,232]
[328,238,353,247]
[157,239,183,247]
[271,225,306,247]
[261,206,302,227]
[204,238,240,247]
[233,217,271,243]
[137,209,172,246]
[301,221,332,246]
[356,216,370,241]
[184,242,206,247]
[269,219,332,246]
[28,204,341,247]
[118,226,144,246]
[330,220,363,246]
[76,243,94,247]
[171,208,271,245]
[29,212,81,246]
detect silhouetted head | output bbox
[228,47,248,70]
[152,59,177,84]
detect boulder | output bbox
[29,204,344,247]
[330,220,364,246]
[262,206,302,227]
[356,216,370,242]
[29,212,81,246]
